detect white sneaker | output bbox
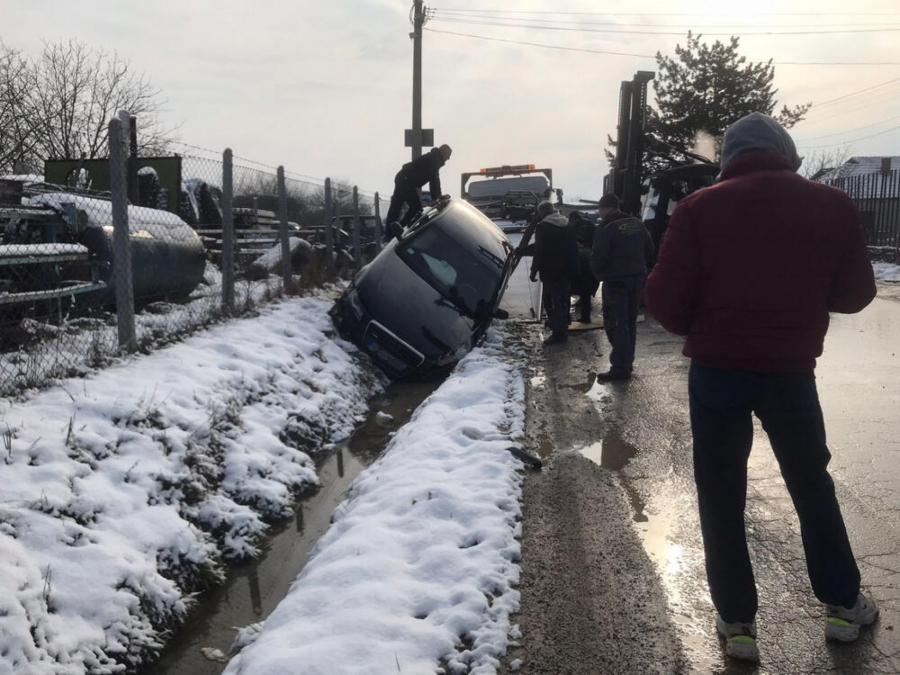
[825,593,879,642]
[716,616,759,662]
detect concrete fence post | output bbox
[324,178,334,276]
[222,148,235,313]
[352,186,362,271]
[108,116,136,352]
[277,166,293,294]
[374,192,383,251]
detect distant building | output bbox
[823,157,900,248]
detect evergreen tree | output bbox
[607,32,810,172]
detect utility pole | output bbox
[411,0,424,161]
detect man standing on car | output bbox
[385,144,452,238]
[530,200,577,345]
[591,193,655,381]
[644,112,877,663]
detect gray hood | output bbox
[720,112,802,173]
[541,213,569,228]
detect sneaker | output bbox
[826,593,879,642]
[543,333,567,345]
[716,616,759,662]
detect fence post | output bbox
[222,149,235,313]
[108,116,137,352]
[352,186,362,271]
[374,191,383,251]
[324,177,334,276]
[277,166,293,293]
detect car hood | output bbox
[356,249,479,363]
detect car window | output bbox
[397,224,502,318]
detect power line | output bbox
[424,27,655,57]
[810,77,900,108]
[429,9,900,30]
[428,15,900,36]
[796,115,900,143]
[425,27,900,65]
[431,7,900,17]
[796,124,900,149]
[802,86,900,124]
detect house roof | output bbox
[823,157,900,198]
[837,156,900,177]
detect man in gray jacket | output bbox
[592,193,655,380]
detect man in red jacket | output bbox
[645,112,877,662]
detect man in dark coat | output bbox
[569,211,600,323]
[385,144,452,235]
[644,112,878,662]
[591,193,655,380]
[530,201,577,344]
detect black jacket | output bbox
[591,210,655,281]
[398,147,446,197]
[531,213,578,283]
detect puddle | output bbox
[558,371,597,394]
[580,435,636,471]
[147,379,439,675]
[580,434,688,626]
[535,437,554,458]
[585,379,613,405]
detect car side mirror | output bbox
[493,308,510,320]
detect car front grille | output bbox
[364,321,425,374]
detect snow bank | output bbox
[0,297,382,674]
[874,262,900,283]
[224,331,526,675]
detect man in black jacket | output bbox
[569,211,599,323]
[531,201,578,345]
[592,193,655,380]
[386,144,452,235]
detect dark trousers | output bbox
[601,275,644,373]
[689,363,861,623]
[543,279,571,338]
[386,174,421,229]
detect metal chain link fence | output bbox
[0,113,386,397]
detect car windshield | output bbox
[397,221,505,318]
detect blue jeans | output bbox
[689,363,860,623]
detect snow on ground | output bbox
[0,297,382,674]
[224,331,527,675]
[874,262,900,283]
[0,271,281,397]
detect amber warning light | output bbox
[479,164,536,173]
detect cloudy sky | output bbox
[4,0,900,199]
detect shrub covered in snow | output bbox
[0,297,382,673]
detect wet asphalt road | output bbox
[506,285,900,675]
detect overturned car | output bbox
[330,198,515,378]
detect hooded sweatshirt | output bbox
[531,213,578,283]
[644,112,876,372]
[719,112,802,174]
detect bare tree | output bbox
[801,145,852,181]
[0,43,40,173]
[28,39,175,163]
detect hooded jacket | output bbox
[398,147,446,198]
[531,213,578,283]
[644,113,876,372]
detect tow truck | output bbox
[461,164,561,231]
